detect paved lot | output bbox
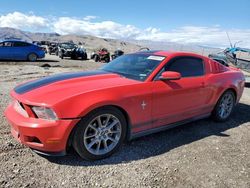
[0,55,249,187]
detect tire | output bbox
[73,107,127,160]
[82,53,87,60]
[27,53,38,62]
[105,56,110,63]
[60,54,64,59]
[94,55,99,62]
[212,90,236,122]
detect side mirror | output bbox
[159,71,181,81]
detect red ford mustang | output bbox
[4,51,245,160]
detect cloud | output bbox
[83,15,98,21]
[138,26,250,48]
[0,12,49,30]
[53,17,141,39]
[0,12,250,48]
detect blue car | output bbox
[0,40,45,61]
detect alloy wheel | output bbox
[83,114,122,155]
[218,92,234,119]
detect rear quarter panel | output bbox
[206,67,245,105]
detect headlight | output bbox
[13,100,28,118]
[32,106,58,121]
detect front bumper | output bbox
[63,51,73,57]
[4,103,80,154]
[37,51,45,59]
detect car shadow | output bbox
[0,59,59,63]
[38,59,60,63]
[44,102,250,166]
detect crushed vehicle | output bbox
[209,46,250,84]
[208,34,250,68]
[208,47,250,66]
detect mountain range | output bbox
[0,27,220,54]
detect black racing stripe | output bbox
[15,70,109,94]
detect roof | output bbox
[136,50,206,58]
[0,39,30,43]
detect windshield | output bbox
[102,54,165,81]
[61,43,77,49]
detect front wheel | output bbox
[28,53,37,62]
[73,107,127,160]
[212,90,235,122]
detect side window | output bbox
[166,57,204,77]
[13,42,30,47]
[3,42,13,47]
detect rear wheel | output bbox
[82,53,87,60]
[212,90,235,122]
[94,55,99,62]
[28,53,37,62]
[73,107,127,160]
[105,56,110,63]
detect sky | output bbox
[0,0,250,47]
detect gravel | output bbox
[0,55,249,188]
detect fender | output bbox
[53,81,153,126]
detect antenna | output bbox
[226,32,233,48]
[234,41,242,48]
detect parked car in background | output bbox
[48,42,59,55]
[73,47,88,60]
[58,42,87,60]
[111,50,124,60]
[4,51,245,160]
[0,40,45,61]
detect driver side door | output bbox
[152,56,211,128]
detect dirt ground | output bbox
[0,55,249,188]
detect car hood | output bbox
[12,70,139,106]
